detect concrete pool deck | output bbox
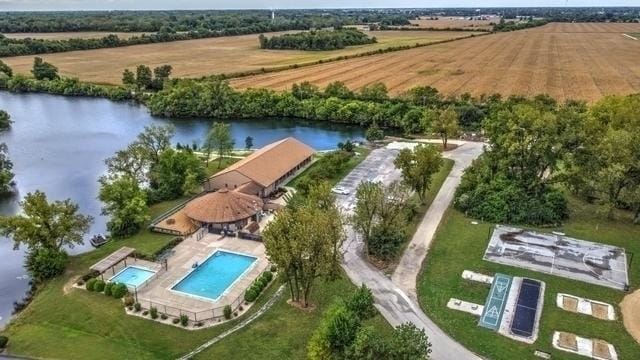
[135,233,268,318]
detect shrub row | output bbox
[85,278,128,299]
[244,271,273,302]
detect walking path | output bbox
[339,140,484,360]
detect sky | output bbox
[0,0,639,11]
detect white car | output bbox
[331,186,350,195]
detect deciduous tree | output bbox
[98,175,149,238]
[206,122,235,168]
[31,57,58,80]
[394,145,443,203]
[263,182,344,307]
[432,106,459,149]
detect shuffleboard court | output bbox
[511,279,542,337]
[484,225,629,291]
[479,273,512,331]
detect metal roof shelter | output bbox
[90,246,136,274]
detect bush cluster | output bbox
[110,283,128,299]
[223,305,232,320]
[0,335,8,349]
[150,307,158,319]
[93,280,105,292]
[85,278,97,291]
[259,29,376,51]
[244,271,273,303]
[180,314,189,327]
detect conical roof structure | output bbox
[184,189,263,224]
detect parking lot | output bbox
[333,146,403,213]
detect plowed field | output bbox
[232,23,640,102]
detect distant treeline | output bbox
[0,10,411,33]
[493,19,549,32]
[0,24,298,57]
[258,29,376,51]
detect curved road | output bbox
[337,140,484,360]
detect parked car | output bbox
[331,186,350,195]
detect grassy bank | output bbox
[417,197,640,359]
[193,275,392,359]
[287,147,371,189]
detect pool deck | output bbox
[135,233,268,316]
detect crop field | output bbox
[2,32,149,40]
[0,30,475,85]
[405,16,501,30]
[232,23,640,102]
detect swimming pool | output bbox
[109,266,156,288]
[172,250,257,302]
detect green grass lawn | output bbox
[193,276,392,360]
[417,196,640,360]
[204,157,240,177]
[287,147,372,189]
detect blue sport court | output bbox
[479,273,512,331]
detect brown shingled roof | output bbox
[184,188,263,224]
[211,137,315,187]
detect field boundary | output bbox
[217,31,491,81]
[623,33,638,41]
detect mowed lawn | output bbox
[418,196,640,360]
[0,30,476,85]
[0,193,391,359]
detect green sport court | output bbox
[479,273,512,331]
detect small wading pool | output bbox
[109,266,156,288]
[172,250,257,302]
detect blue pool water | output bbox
[109,266,156,288]
[172,250,257,301]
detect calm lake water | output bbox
[0,92,363,327]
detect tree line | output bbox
[0,10,412,33]
[259,29,376,51]
[455,94,640,225]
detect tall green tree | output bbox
[432,106,459,149]
[0,143,15,195]
[0,191,93,252]
[244,135,254,151]
[0,60,12,78]
[0,110,12,130]
[150,148,205,201]
[352,181,383,256]
[394,145,443,203]
[206,122,235,168]
[31,57,59,80]
[122,69,135,86]
[136,124,175,165]
[135,65,153,90]
[98,175,149,238]
[263,182,344,307]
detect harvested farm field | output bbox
[405,15,501,30]
[0,30,475,85]
[2,32,149,40]
[232,23,640,102]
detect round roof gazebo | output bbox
[183,188,264,225]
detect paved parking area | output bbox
[334,146,402,212]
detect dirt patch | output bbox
[591,302,609,320]
[592,339,613,360]
[62,274,81,295]
[620,289,640,343]
[558,332,578,351]
[562,296,579,312]
[287,299,316,312]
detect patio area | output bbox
[134,232,269,321]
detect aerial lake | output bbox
[0,92,363,327]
